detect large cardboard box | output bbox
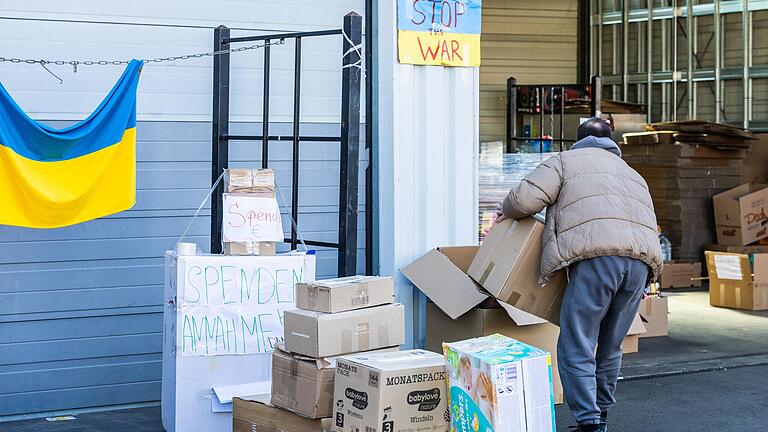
[331,350,448,432]
[296,276,394,313]
[233,395,331,432]
[713,183,768,246]
[443,334,555,432]
[284,304,405,358]
[424,303,563,405]
[639,296,669,338]
[658,262,701,289]
[467,218,567,324]
[271,346,400,419]
[705,251,768,310]
[271,347,335,419]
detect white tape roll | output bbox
[176,242,197,256]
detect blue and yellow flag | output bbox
[0,60,142,228]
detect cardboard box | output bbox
[271,345,401,419]
[224,241,277,256]
[621,314,646,354]
[467,218,567,324]
[233,394,331,432]
[226,168,276,195]
[424,303,564,405]
[223,168,280,256]
[713,183,768,246]
[443,334,555,432]
[296,276,394,313]
[331,350,448,432]
[621,335,639,354]
[658,262,701,289]
[639,296,669,338]
[271,346,336,419]
[705,251,768,310]
[284,304,405,358]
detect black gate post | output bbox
[506,77,517,153]
[338,12,362,277]
[211,25,230,254]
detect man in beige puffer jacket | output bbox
[498,118,663,432]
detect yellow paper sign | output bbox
[397,0,482,67]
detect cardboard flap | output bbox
[212,382,270,405]
[439,246,479,273]
[498,301,548,326]
[402,248,488,319]
[627,313,646,336]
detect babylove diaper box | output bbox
[332,350,449,432]
[443,334,555,432]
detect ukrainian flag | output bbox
[0,60,142,228]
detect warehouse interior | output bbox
[476,0,768,396]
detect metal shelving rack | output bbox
[590,0,768,131]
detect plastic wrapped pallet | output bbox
[478,150,558,242]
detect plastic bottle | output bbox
[658,226,672,262]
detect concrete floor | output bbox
[2,290,767,431]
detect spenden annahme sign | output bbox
[397,0,481,67]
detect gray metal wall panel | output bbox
[0,120,366,417]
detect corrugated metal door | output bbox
[0,0,365,417]
[0,123,366,417]
[480,0,578,142]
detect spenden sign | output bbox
[223,194,284,243]
[397,0,481,67]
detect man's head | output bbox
[576,117,613,141]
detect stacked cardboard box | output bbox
[331,350,449,432]
[622,129,749,261]
[713,183,768,246]
[223,168,279,256]
[274,276,404,420]
[234,395,331,432]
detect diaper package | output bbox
[442,334,555,432]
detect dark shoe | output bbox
[567,424,600,432]
[600,411,608,432]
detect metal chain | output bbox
[0,39,285,71]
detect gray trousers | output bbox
[557,256,649,425]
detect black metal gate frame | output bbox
[210,12,364,277]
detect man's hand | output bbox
[494,203,507,223]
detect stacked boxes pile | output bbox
[266,276,405,422]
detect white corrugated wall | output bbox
[376,0,480,349]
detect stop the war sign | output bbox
[222,194,284,243]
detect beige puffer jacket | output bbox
[502,136,663,283]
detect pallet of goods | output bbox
[622,121,756,261]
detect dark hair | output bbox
[576,117,613,141]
